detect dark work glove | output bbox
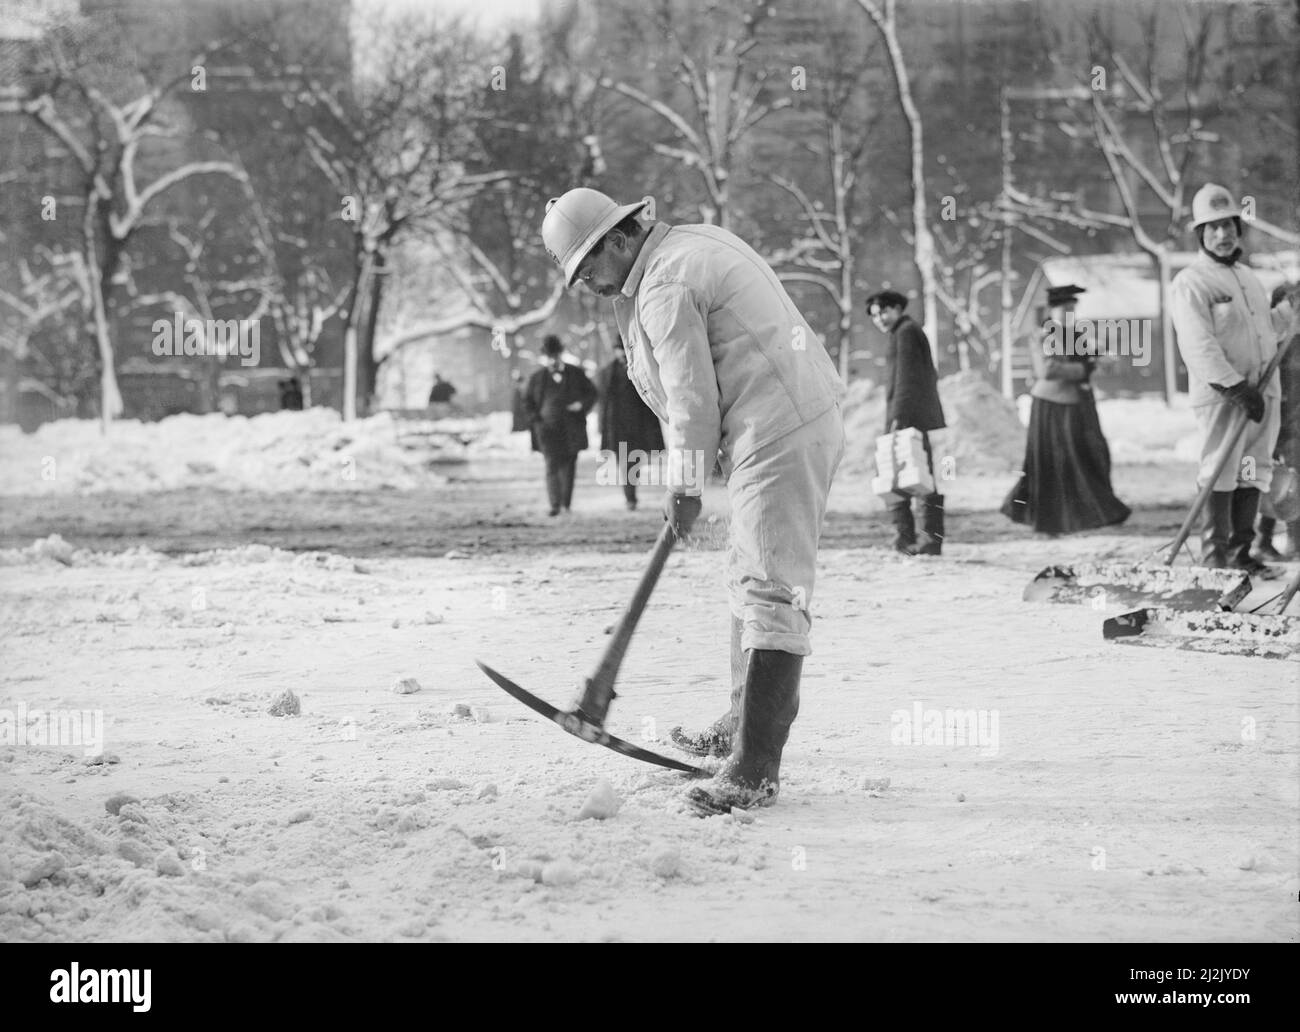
[1213,381,1265,423]
[663,491,703,537]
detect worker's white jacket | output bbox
[612,222,845,492]
[1170,251,1288,407]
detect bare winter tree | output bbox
[765,19,877,383]
[1,17,248,425]
[0,248,86,417]
[601,0,791,230]
[378,17,622,385]
[437,26,609,376]
[855,0,940,356]
[121,212,271,413]
[767,162,861,382]
[0,250,79,367]
[415,234,565,352]
[1000,6,1229,400]
[379,265,564,364]
[211,161,351,409]
[279,13,507,420]
[928,159,1006,373]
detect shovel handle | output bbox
[1164,408,1251,565]
[1164,333,1294,566]
[1278,565,1300,612]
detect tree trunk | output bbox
[82,204,122,428]
[1156,249,1176,404]
[833,124,854,384]
[359,250,385,417]
[342,251,373,422]
[838,270,853,384]
[860,0,940,362]
[2,344,18,425]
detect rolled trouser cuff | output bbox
[738,602,812,656]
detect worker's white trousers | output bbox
[725,404,845,656]
[1193,396,1280,492]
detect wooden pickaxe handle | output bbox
[569,521,681,725]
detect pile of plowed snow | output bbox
[0,409,451,495]
[840,371,1201,479]
[0,380,1201,498]
[841,371,1026,477]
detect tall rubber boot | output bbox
[916,493,945,555]
[1199,490,1233,568]
[670,616,746,757]
[888,499,917,554]
[1253,515,1283,561]
[686,649,803,815]
[1228,487,1267,573]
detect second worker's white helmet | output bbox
[1189,183,1242,230]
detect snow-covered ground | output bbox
[0,409,470,495]
[1,534,1296,942]
[0,402,1295,942]
[1095,394,1202,465]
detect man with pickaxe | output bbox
[541,188,845,814]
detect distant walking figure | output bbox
[1001,284,1130,535]
[597,338,664,510]
[524,335,597,516]
[865,290,947,555]
[278,377,304,411]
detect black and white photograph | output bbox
[0,0,1297,959]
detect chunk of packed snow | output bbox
[577,779,622,821]
[267,690,300,717]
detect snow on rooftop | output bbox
[1038,250,1299,320]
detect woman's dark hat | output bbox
[1047,284,1086,306]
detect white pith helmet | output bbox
[1189,183,1241,230]
[542,188,649,287]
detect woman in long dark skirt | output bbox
[1002,284,1131,535]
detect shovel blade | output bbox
[1025,562,1250,611]
[1102,608,1300,659]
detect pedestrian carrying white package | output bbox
[872,427,935,501]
